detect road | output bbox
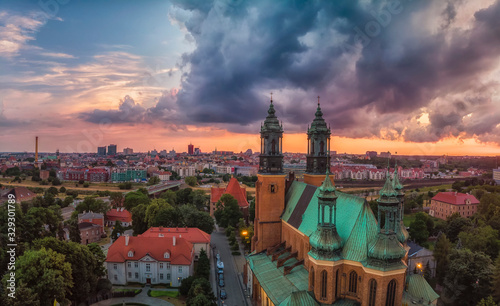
[211,227,246,306]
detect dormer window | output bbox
[128,250,134,257]
[164,252,170,259]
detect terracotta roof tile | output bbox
[106,235,193,265]
[140,227,211,243]
[211,178,249,208]
[432,192,479,205]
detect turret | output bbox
[258,97,283,174]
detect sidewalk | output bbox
[232,237,253,306]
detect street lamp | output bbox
[242,230,248,236]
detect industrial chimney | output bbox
[35,136,39,168]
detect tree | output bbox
[87,243,106,277]
[131,204,149,235]
[480,193,500,215]
[214,194,242,228]
[10,247,73,306]
[446,213,472,242]
[109,192,124,207]
[176,188,193,205]
[75,197,109,215]
[52,177,62,186]
[67,219,81,244]
[83,182,90,188]
[47,186,59,196]
[458,225,500,259]
[160,190,177,205]
[434,233,451,284]
[111,220,125,240]
[185,176,198,187]
[0,282,40,306]
[59,186,66,193]
[249,199,255,222]
[222,174,231,182]
[195,249,210,280]
[180,275,196,296]
[191,189,208,210]
[409,219,429,245]
[477,296,496,306]
[493,255,500,303]
[33,237,103,304]
[124,191,150,211]
[147,176,161,186]
[187,277,216,306]
[442,249,494,306]
[178,205,214,233]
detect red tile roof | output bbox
[140,227,211,243]
[106,208,132,223]
[432,192,479,205]
[106,235,193,265]
[210,178,249,208]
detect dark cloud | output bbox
[79,95,146,124]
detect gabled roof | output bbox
[211,178,249,208]
[8,187,36,200]
[106,208,132,222]
[106,235,193,265]
[405,274,439,304]
[139,227,211,243]
[78,222,101,230]
[432,192,479,205]
[407,241,424,257]
[78,212,104,220]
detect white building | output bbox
[152,170,172,181]
[106,235,194,286]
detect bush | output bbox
[83,182,90,188]
[231,243,240,251]
[118,182,133,190]
[78,180,85,185]
[52,178,61,186]
[59,186,67,193]
[225,225,234,237]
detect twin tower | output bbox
[253,97,333,252]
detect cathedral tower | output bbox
[252,97,287,252]
[304,98,333,186]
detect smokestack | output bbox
[125,235,129,246]
[35,136,39,167]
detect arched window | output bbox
[311,140,315,154]
[271,139,276,154]
[348,271,357,294]
[310,267,315,290]
[320,141,324,154]
[369,279,377,306]
[386,279,397,306]
[164,252,170,259]
[321,270,327,299]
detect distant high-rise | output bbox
[98,146,107,156]
[494,167,500,185]
[188,143,194,155]
[123,147,133,155]
[108,144,117,156]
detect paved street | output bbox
[90,285,174,306]
[211,227,247,306]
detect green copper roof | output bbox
[396,222,409,243]
[318,172,336,200]
[378,171,399,203]
[405,274,440,304]
[368,232,406,260]
[392,171,404,191]
[248,251,309,306]
[278,291,319,306]
[308,102,330,134]
[262,99,283,133]
[309,226,343,260]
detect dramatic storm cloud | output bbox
[164,0,500,144]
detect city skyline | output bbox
[1,1,500,156]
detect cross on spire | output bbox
[270,92,273,103]
[317,96,320,106]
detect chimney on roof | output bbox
[125,235,130,246]
[173,236,176,246]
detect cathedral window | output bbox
[321,270,327,299]
[369,279,377,306]
[386,279,397,306]
[348,271,358,294]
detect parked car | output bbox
[219,278,225,287]
[219,274,224,281]
[220,289,227,300]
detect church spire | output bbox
[306,96,331,176]
[259,96,283,174]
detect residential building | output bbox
[494,167,500,185]
[58,168,109,182]
[429,192,479,220]
[110,168,147,182]
[98,146,107,156]
[171,165,195,178]
[123,147,134,155]
[39,170,50,180]
[407,241,436,278]
[108,144,117,156]
[106,208,133,227]
[78,211,105,228]
[245,100,436,306]
[79,222,102,245]
[210,177,249,217]
[106,235,194,286]
[3,187,37,203]
[152,170,172,181]
[140,227,211,260]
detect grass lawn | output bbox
[113,288,142,294]
[405,184,452,194]
[156,295,186,306]
[149,290,180,298]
